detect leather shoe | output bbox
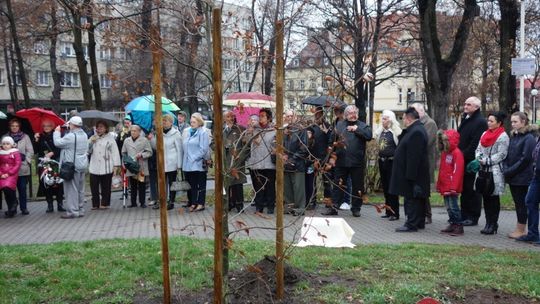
[60,214,77,219]
[388,216,399,221]
[462,219,478,226]
[21,209,29,215]
[351,211,361,217]
[381,215,390,218]
[167,203,174,210]
[395,226,417,232]
[321,208,338,216]
[516,234,540,243]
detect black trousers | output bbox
[228,184,244,208]
[378,158,400,218]
[251,169,276,212]
[509,184,528,224]
[165,171,178,203]
[404,197,426,229]
[90,173,113,208]
[2,188,17,213]
[483,194,500,224]
[130,177,147,206]
[185,171,207,206]
[460,171,482,222]
[331,166,364,212]
[44,184,63,206]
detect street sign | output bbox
[512,58,536,76]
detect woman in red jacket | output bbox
[0,136,22,218]
[436,129,465,236]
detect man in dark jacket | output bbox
[390,107,430,232]
[458,97,487,226]
[323,105,372,217]
[306,107,331,209]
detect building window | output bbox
[287,79,294,90]
[100,74,112,88]
[323,57,329,66]
[223,59,232,70]
[60,72,79,87]
[310,80,316,89]
[308,58,315,66]
[117,48,131,61]
[398,88,402,104]
[407,88,414,102]
[15,73,22,86]
[34,41,48,54]
[299,80,305,90]
[292,59,299,67]
[60,42,75,57]
[241,82,250,92]
[99,47,113,60]
[0,68,4,85]
[36,71,50,86]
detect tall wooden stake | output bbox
[150,24,171,304]
[211,8,225,304]
[275,20,285,300]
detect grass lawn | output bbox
[0,237,538,303]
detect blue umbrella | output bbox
[125,95,180,112]
[129,110,178,134]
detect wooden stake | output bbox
[150,24,171,304]
[275,20,285,300]
[211,8,225,304]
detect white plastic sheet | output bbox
[295,217,355,248]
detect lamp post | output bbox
[532,88,539,123]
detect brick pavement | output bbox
[0,190,539,252]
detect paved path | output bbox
[0,191,538,252]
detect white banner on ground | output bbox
[295,217,355,248]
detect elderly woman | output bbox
[182,113,210,212]
[4,118,34,215]
[374,110,402,221]
[223,111,246,213]
[151,113,183,210]
[35,120,65,213]
[54,116,89,219]
[475,112,509,235]
[122,125,153,208]
[88,120,121,210]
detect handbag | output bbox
[170,173,191,191]
[122,153,140,174]
[59,134,77,181]
[474,147,495,195]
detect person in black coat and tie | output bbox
[389,107,430,232]
[458,97,488,226]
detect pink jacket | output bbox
[0,148,21,190]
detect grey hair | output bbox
[411,102,426,116]
[344,105,359,116]
[465,96,481,108]
[163,113,175,123]
[130,125,141,132]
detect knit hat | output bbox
[1,136,15,146]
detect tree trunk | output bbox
[417,0,478,129]
[135,0,153,96]
[1,23,17,106]
[498,0,518,114]
[6,0,30,109]
[186,0,204,114]
[49,2,61,113]
[86,0,103,110]
[68,6,93,109]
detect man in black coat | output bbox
[458,97,488,226]
[306,107,331,209]
[389,107,430,232]
[323,105,372,217]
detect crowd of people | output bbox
[1,97,540,247]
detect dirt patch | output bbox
[444,288,537,304]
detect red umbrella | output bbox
[15,108,65,134]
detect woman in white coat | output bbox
[88,120,121,210]
[151,114,183,210]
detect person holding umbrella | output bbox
[4,118,34,215]
[88,120,121,210]
[35,120,65,213]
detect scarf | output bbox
[9,131,24,143]
[480,126,505,147]
[164,127,171,134]
[190,128,197,137]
